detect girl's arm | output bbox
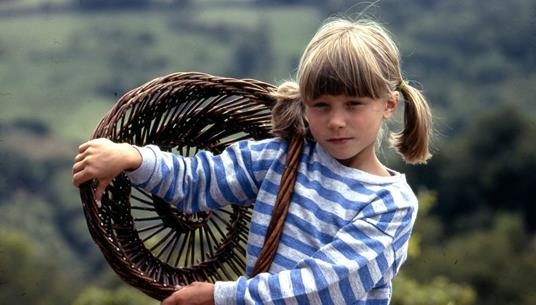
[125,140,262,213]
[213,202,415,305]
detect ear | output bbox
[383,91,399,119]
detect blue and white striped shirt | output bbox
[127,137,418,305]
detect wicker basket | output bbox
[79,72,281,300]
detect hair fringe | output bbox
[390,83,433,164]
[270,81,307,140]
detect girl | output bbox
[73,18,432,305]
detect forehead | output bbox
[303,95,385,108]
[305,94,383,102]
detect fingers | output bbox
[78,141,91,153]
[74,138,133,206]
[78,138,111,154]
[161,293,175,305]
[161,285,183,305]
[94,178,112,203]
[160,285,183,305]
[72,170,86,187]
[73,151,86,163]
[94,182,105,202]
[72,156,85,175]
[72,156,90,186]
[160,282,216,305]
[72,138,110,187]
[72,155,93,187]
[94,197,102,208]
[73,144,91,187]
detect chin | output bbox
[329,151,356,162]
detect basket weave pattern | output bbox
[79,72,280,300]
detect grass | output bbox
[196,6,321,82]
[0,0,71,10]
[0,5,320,144]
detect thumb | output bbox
[94,178,111,207]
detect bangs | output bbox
[300,52,389,101]
[298,22,393,101]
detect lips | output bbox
[327,137,352,144]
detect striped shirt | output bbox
[127,137,418,305]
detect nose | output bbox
[327,110,346,129]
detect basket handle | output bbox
[251,135,304,276]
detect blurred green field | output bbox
[0,0,71,10]
[0,5,319,143]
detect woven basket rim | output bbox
[80,72,279,300]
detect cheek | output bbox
[305,113,322,136]
[361,108,385,125]
[304,111,315,127]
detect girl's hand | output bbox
[161,282,215,305]
[72,138,141,203]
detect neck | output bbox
[338,144,390,176]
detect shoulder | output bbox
[372,178,418,214]
[384,177,418,210]
[242,137,289,151]
[235,137,289,159]
[355,180,418,236]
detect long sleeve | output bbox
[214,199,416,305]
[126,138,417,304]
[126,140,263,213]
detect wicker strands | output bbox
[79,72,302,300]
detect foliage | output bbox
[70,26,169,97]
[72,286,158,305]
[226,20,274,79]
[76,0,191,10]
[404,190,536,305]
[392,274,475,305]
[402,104,536,231]
[0,230,80,305]
[0,5,319,143]
[0,123,103,274]
[391,190,476,305]
[381,0,536,128]
[78,0,152,10]
[0,124,63,201]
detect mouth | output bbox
[327,137,352,144]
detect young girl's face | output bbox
[304,93,398,170]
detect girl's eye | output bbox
[313,102,329,108]
[348,101,362,107]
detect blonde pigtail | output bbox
[390,82,433,164]
[270,81,307,140]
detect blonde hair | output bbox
[271,18,432,164]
